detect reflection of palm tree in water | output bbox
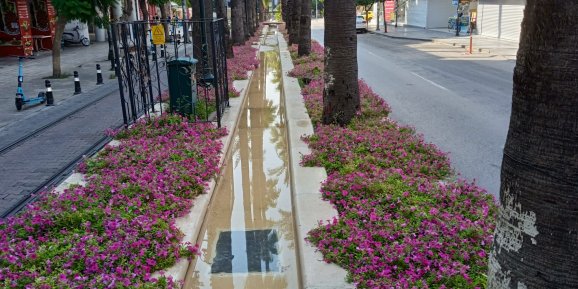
[244,50,294,264]
[264,51,284,92]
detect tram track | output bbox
[0,90,124,219]
[0,89,112,156]
[0,134,113,218]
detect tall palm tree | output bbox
[284,0,292,32]
[297,0,310,56]
[138,0,149,20]
[231,0,245,45]
[488,1,578,288]
[321,0,359,126]
[288,0,301,45]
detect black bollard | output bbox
[45,80,54,106]
[96,64,103,85]
[73,71,82,94]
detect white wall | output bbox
[427,0,456,28]
[64,20,90,42]
[406,0,428,28]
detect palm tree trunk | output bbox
[488,1,578,288]
[231,0,245,45]
[216,0,234,58]
[243,0,250,40]
[288,0,301,45]
[321,0,359,126]
[138,0,149,20]
[159,3,170,41]
[249,0,257,33]
[123,0,134,20]
[246,0,253,34]
[297,0,310,56]
[51,16,67,78]
[284,0,292,32]
[282,0,288,22]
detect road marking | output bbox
[365,50,382,60]
[411,72,449,91]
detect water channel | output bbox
[183,31,301,289]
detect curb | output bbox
[367,30,433,42]
[277,31,354,289]
[368,30,500,55]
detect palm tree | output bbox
[288,0,301,45]
[231,0,245,44]
[321,0,359,126]
[488,1,578,288]
[138,0,149,20]
[297,0,311,56]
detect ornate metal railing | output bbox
[110,18,229,127]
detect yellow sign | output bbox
[152,24,165,45]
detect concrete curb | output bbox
[277,32,354,289]
[367,30,433,42]
[368,30,497,54]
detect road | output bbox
[311,27,515,198]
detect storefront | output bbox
[403,0,457,29]
[477,0,524,41]
[0,0,56,57]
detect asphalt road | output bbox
[311,28,516,198]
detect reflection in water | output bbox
[211,230,280,274]
[183,43,299,289]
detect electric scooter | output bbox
[15,56,46,111]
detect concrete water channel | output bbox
[183,29,302,289]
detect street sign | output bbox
[152,24,165,45]
[452,0,458,6]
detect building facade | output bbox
[398,0,525,42]
[0,0,57,56]
[477,0,524,41]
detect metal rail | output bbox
[0,92,112,156]
[0,134,114,219]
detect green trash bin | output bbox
[167,57,198,117]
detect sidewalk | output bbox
[0,42,115,130]
[367,23,519,60]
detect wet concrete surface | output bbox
[183,43,300,289]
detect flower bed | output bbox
[290,41,497,288]
[227,35,260,97]
[0,115,226,288]
[0,31,262,287]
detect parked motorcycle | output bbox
[62,26,90,46]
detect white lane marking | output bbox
[366,50,381,59]
[411,72,449,91]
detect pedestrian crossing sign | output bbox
[152,24,165,45]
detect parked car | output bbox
[356,15,367,33]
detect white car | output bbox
[356,15,367,33]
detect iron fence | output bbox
[111,18,229,127]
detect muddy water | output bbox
[183,47,300,289]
